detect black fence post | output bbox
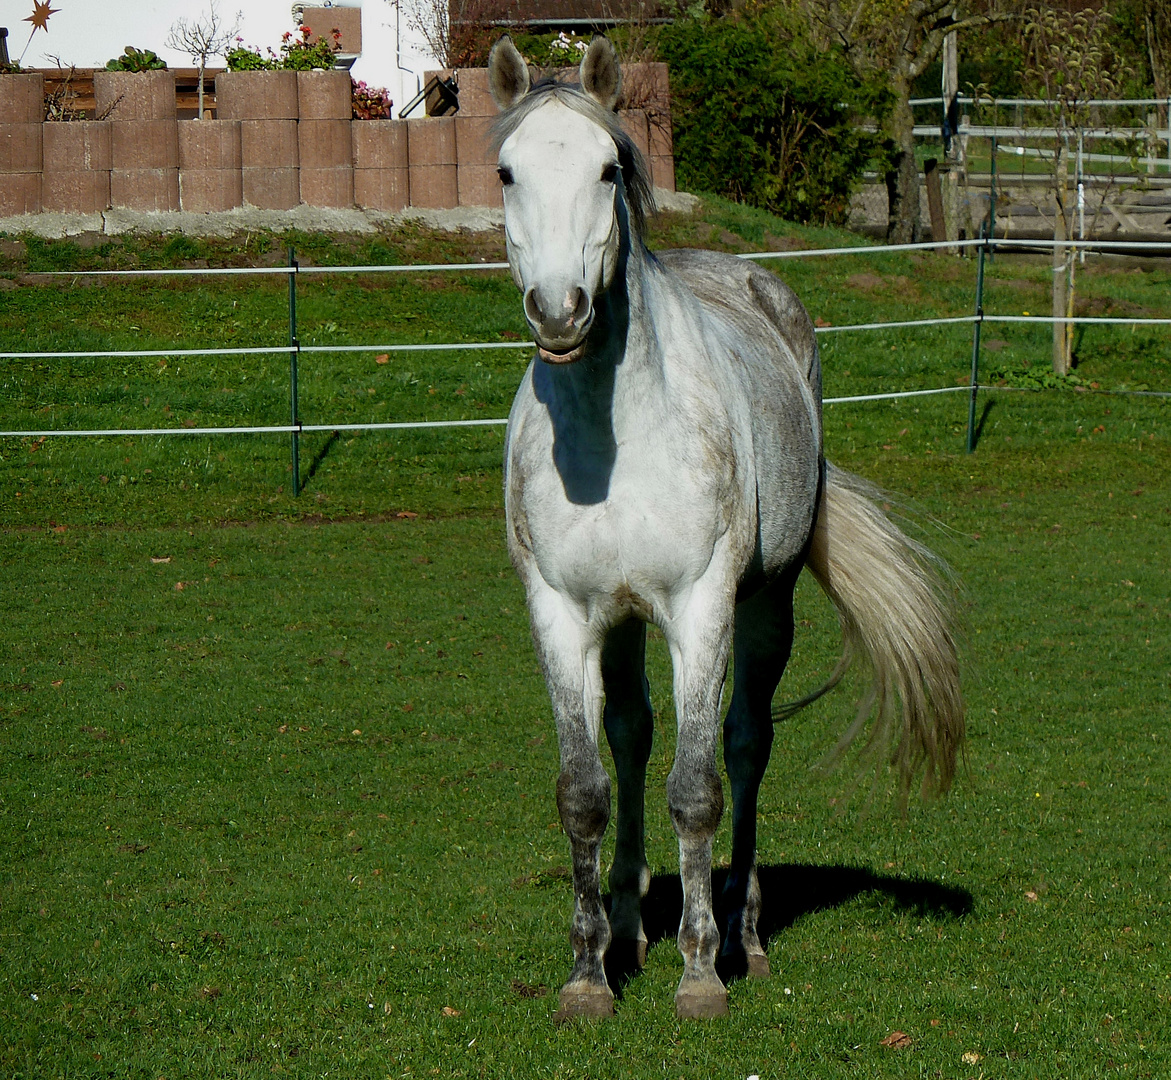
[288,246,301,495]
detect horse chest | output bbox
[512,438,737,622]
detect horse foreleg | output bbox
[528,585,614,1019]
[665,594,734,1019]
[720,576,796,979]
[601,620,653,975]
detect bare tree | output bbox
[167,2,242,119]
[802,0,1017,244]
[1021,5,1128,374]
[391,0,522,69]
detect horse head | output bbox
[489,35,651,365]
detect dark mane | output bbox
[490,79,656,239]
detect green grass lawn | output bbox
[2,202,1170,1078]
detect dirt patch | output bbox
[1076,294,1164,318]
[846,272,912,292]
[764,232,808,251]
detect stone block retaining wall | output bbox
[0,65,674,217]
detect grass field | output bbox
[2,200,1169,1078]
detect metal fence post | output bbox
[288,246,301,496]
[988,135,998,257]
[966,225,988,454]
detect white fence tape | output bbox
[23,233,1171,280]
[2,235,1167,441]
[7,310,1171,364]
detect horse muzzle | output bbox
[524,283,593,364]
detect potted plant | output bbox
[94,47,175,120]
[93,47,179,211]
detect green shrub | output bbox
[985,361,1085,390]
[104,46,167,72]
[277,25,341,70]
[224,44,275,71]
[225,25,340,72]
[508,30,591,69]
[658,6,886,224]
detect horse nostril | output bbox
[523,286,544,327]
[570,287,591,327]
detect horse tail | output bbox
[775,463,965,805]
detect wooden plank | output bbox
[32,66,225,118]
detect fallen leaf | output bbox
[52,525,66,534]
[880,1031,912,1050]
[814,316,833,327]
[151,556,171,564]
[51,679,63,687]
[961,1050,983,1065]
[375,353,389,364]
[396,511,418,520]
[1025,890,1039,902]
[442,1006,461,1017]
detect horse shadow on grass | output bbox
[603,863,973,992]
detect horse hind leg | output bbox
[720,574,797,980]
[601,620,654,978]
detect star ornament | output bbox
[24,1,60,33]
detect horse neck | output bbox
[527,232,665,504]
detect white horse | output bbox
[489,35,964,1020]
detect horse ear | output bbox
[579,35,622,111]
[488,35,531,110]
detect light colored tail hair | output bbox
[777,463,965,805]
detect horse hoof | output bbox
[554,986,614,1023]
[675,987,729,1020]
[747,952,770,978]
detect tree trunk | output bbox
[1052,142,1071,376]
[885,78,921,244]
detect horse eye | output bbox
[601,162,619,184]
[498,166,515,186]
